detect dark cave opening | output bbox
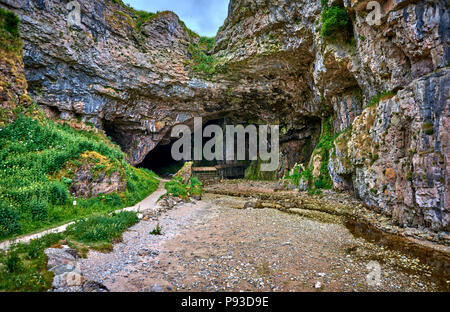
[137,118,251,179]
[104,116,324,181]
[137,140,185,178]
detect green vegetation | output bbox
[0,210,141,291]
[65,211,139,246]
[177,18,201,40]
[187,38,217,77]
[164,176,203,198]
[133,10,156,29]
[0,6,161,292]
[308,118,335,189]
[189,177,203,196]
[320,3,352,41]
[0,108,159,240]
[245,159,277,181]
[0,233,64,291]
[165,176,189,197]
[288,118,343,193]
[285,164,302,186]
[422,122,434,135]
[150,223,162,235]
[198,36,215,51]
[366,90,397,108]
[0,202,20,237]
[0,8,22,53]
[111,1,221,77]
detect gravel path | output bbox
[0,180,168,251]
[79,193,444,292]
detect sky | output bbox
[126,0,230,37]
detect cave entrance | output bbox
[193,118,251,180]
[138,139,185,178]
[137,118,252,180]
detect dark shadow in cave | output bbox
[103,120,133,152]
[137,140,185,178]
[137,117,251,179]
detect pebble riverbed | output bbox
[75,191,445,292]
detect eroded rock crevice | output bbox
[1,0,448,234]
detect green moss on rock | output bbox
[320,5,352,41]
[0,8,22,54]
[245,159,277,181]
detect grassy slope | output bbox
[0,8,160,291]
[0,7,159,241]
[0,109,159,240]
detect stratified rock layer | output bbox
[0,0,448,233]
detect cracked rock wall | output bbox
[1,0,448,232]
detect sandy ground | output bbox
[79,193,444,292]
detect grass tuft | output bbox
[149,223,162,235]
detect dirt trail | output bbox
[0,179,168,251]
[79,192,446,292]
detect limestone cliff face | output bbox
[0,0,448,232]
[215,0,449,232]
[0,0,322,168]
[1,0,207,165]
[330,68,449,231]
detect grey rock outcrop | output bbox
[1,0,448,233]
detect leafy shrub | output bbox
[314,179,328,190]
[61,176,72,185]
[30,199,48,222]
[286,165,302,186]
[2,9,19,36]
[0,202,20,237]
[66,212,139,243]
[3,251,21,273]
[321,6,351,40]
[189,177,203,196]
[190,177,202,188]
[48,182,68,205]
